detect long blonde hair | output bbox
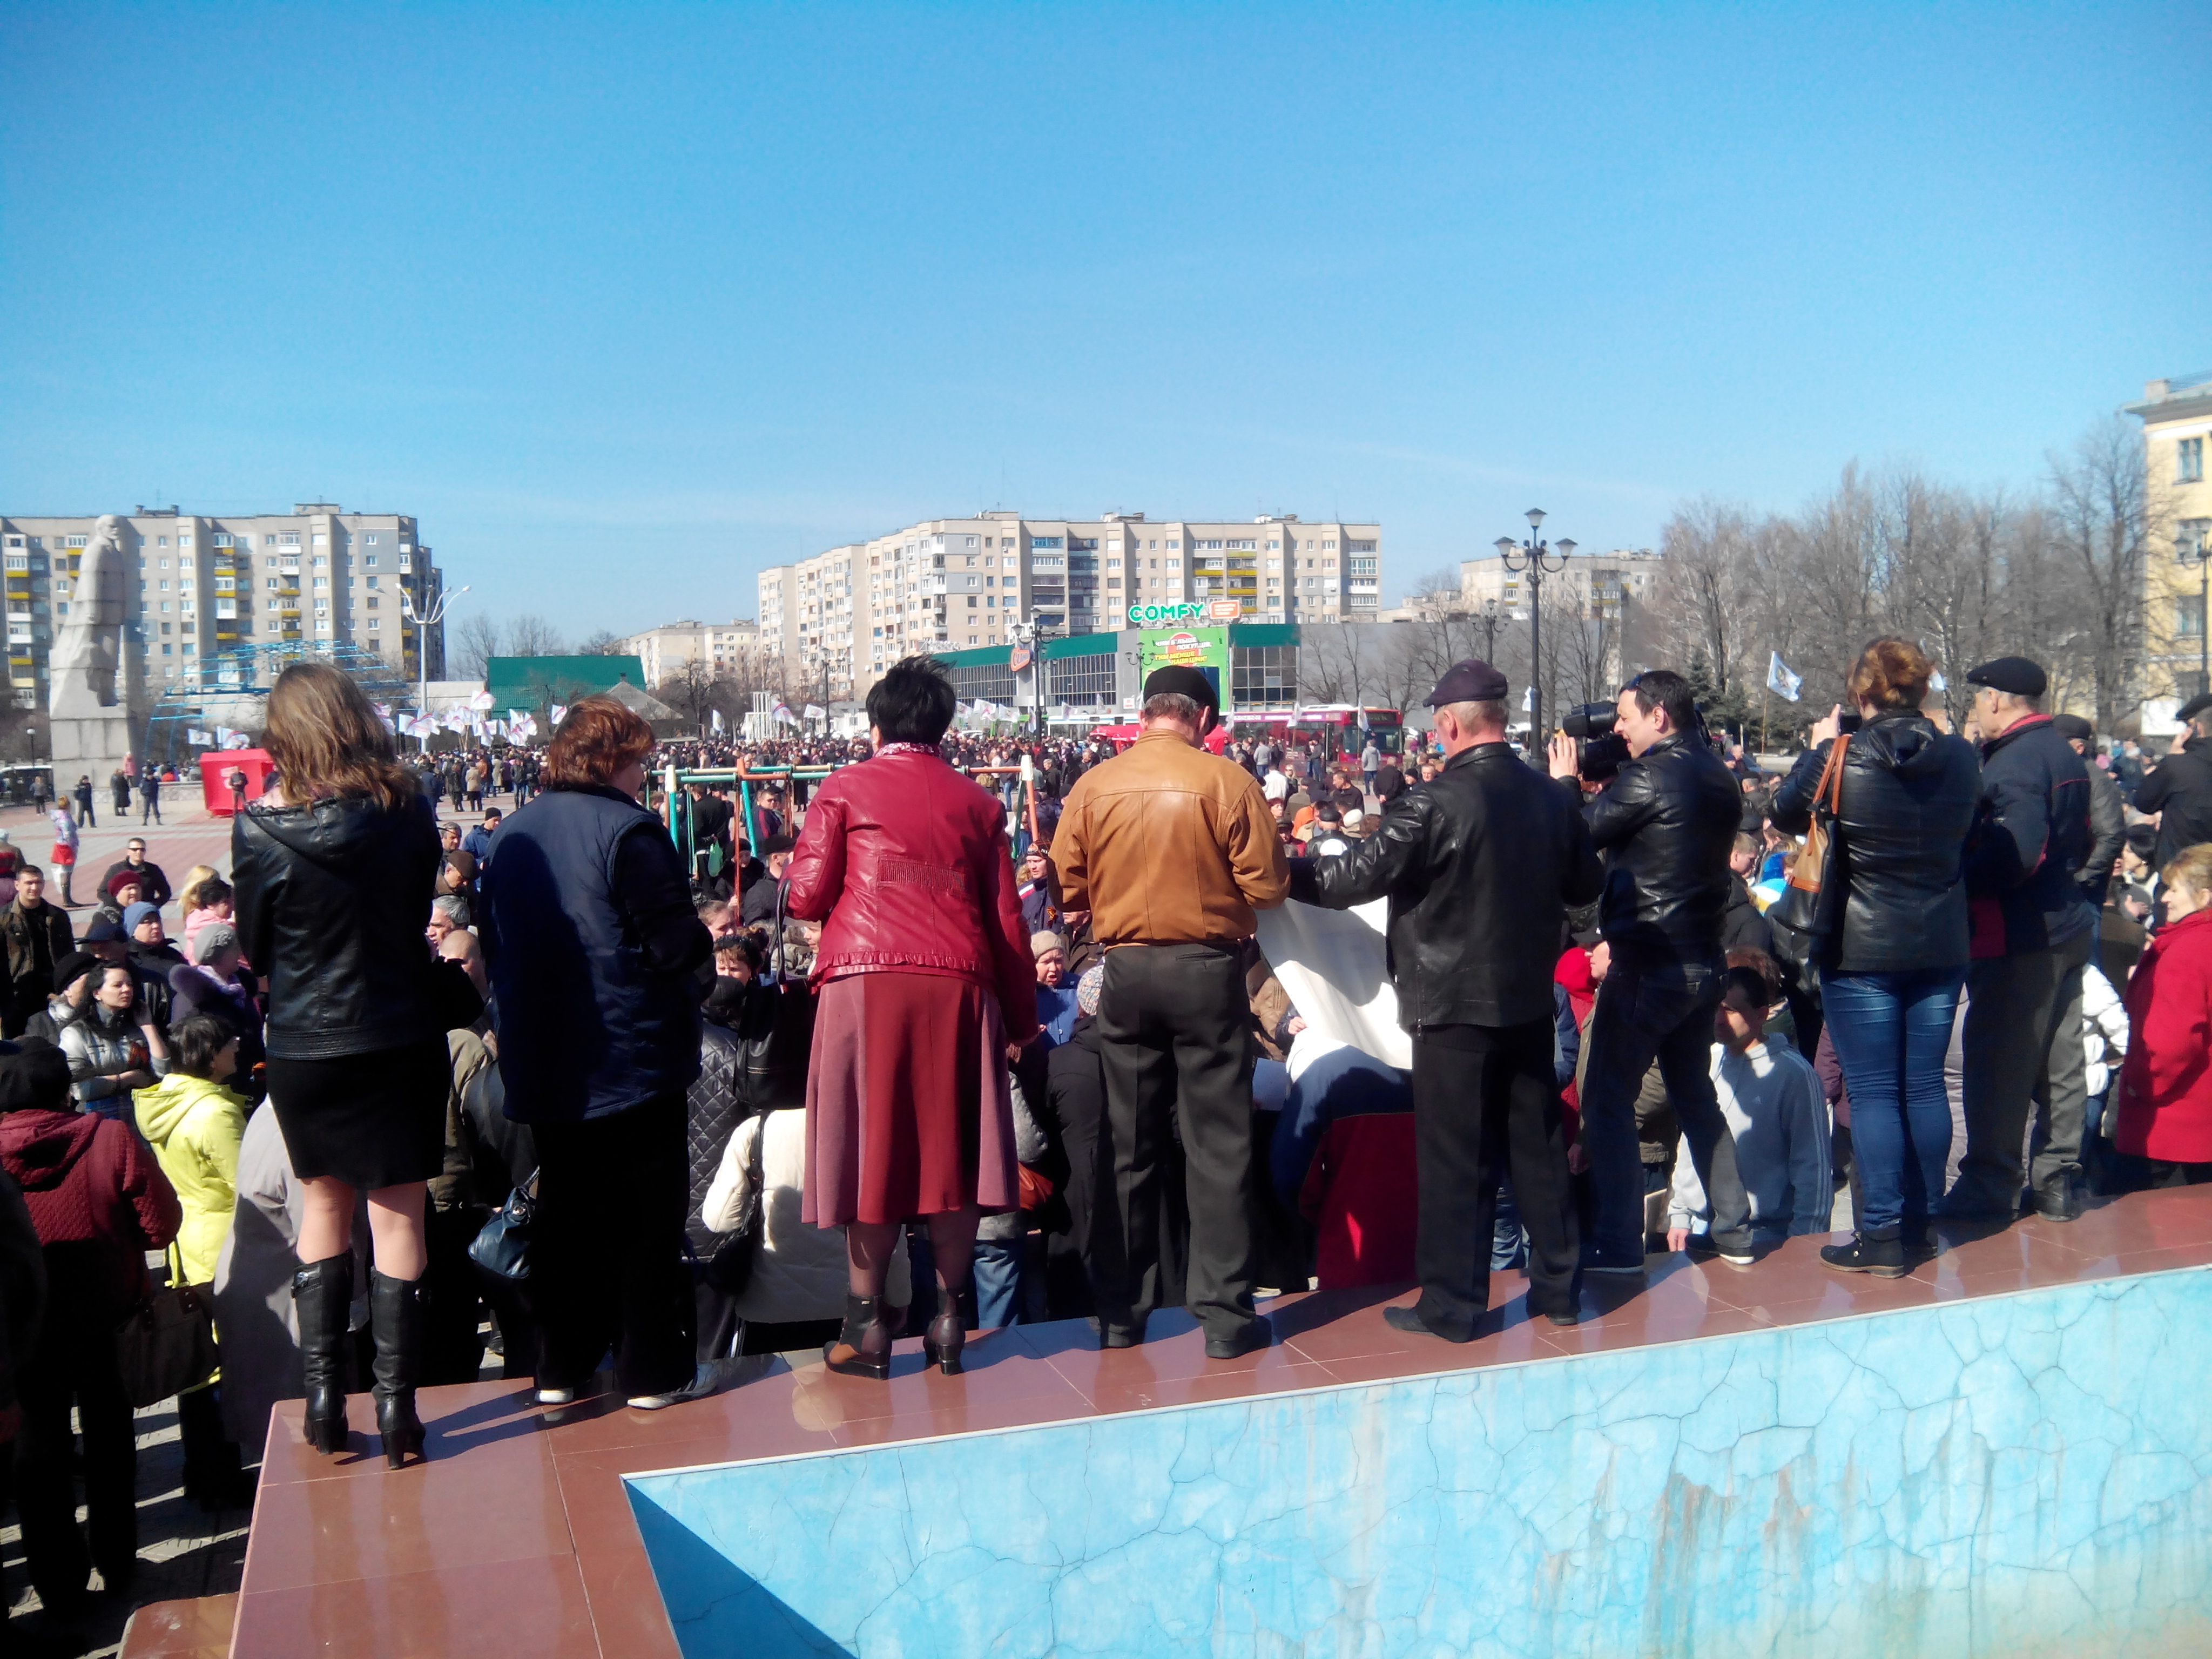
[261,662,416,810]
[177,864,219,912]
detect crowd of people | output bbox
[0,631,2204,1627]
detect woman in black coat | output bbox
[1771,638,1980,1276]
[233,663,450,1467]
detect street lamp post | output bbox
[1495,510,1574,741]
[1478,596,1501,662]
[399,583,469,755]
[2187,538,2212,702]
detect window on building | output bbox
[2179,596,2206,639]
[2179,520,2212,561]
[2181,437,2206,484]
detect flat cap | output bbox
[0,1040,71,1115]
[1424,658,1509,707]
[1965,656,2047,698]
[83,918,126,944]
[1142,665,1217,710]
[2051,713,2095,744]
[49,949,96,994]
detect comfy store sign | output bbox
[1127,599,1240,626]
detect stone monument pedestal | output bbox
[48,716,136,791]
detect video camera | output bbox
[1562,703,1631,782]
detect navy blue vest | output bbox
[483,786,702,1123]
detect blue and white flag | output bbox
[1767,652,1803,703]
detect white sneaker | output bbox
[628,1360,737,1412]
[534,1387,575,1406]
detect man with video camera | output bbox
[1548,668,1755,1276]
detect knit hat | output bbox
[1030,930,1068,959]
[106,868,145,900]
[1075,963,1105,1019]
[123,901,159,935]
[192,921,240,964]
[0,1040,70,1114]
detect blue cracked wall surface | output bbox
[626,1268,2212,1658]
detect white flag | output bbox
[710,709,723,734]
[1767,652,1803,703]
[470,690,495,711]
[549,704,568,727]
[1929,670,1947,693]
[1521,686,1533,712]
[804,704,826,721]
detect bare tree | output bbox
[505,614,567,657]
[2048,414,2165,730]
[575,629,624,655]
[451,615,502,680]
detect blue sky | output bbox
[3,3,2206,638]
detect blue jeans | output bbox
[1579,955,1752,1262]
[1819,966,1964,1238]
[973,1238,1029,1328]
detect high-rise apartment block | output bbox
[0,503,444,709]
[617,618,764,687]
[1455,548,1662,622]
[2129,374,2212,704]
[758,510,1381,699]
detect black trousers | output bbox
[531,1092,696,1397]
[10,1316,137,1603]
[1412,1022,1579,1338]
[1095,943,1258,1342]
[422,1207,489,1386]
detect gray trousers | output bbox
[1955,929,2092,1213]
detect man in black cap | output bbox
[1291,660,1601,1338]
[2051,713,2125,908]
[1547,667,1754,1276]
[1952,655,2096,1222]
[1055,664,1289,1358]
[2132,693,2212,876]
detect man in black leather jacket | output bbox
[2133,695,2212,874]
[1547,669,1756,1274]
[1292,660,1601,1339]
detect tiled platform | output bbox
[231,1185,2212,1657]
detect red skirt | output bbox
[801,969,1018,1227]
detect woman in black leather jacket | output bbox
[1771,638,1980,1276]
[233,663,447,1468]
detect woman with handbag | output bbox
[1770,638,1980,1276]
[233,662,453,1468]
[0,1039,180,1611]
[787,657,1040,1380]
[480,697,714,1411]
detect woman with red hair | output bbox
[482,696,715,1410]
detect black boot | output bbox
[291,1252,353,1453]
[922,1284,977,1376]
[370,1270,430,1469]
[1820,1230,1907,1278]
[822,1292,893,1380]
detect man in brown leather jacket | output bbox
[1055,666,1289,1358]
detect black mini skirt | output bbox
[265,1036,450,1189]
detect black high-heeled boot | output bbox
[921,1284,976,1376]
[822,1292,893,1380]
[292,1253,353,1453]
[370,1270,430,1468]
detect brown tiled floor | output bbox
[228,1184,2212,1657]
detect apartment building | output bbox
[756,510,1381,699]
[618,618,763,687]
[1456,548,1662,623]
[2129,373,2212,704]
[0,503,444,709]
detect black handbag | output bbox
[1768,734,1850,944]
[115,1245,219,1410]
[468,1170,538,1282]
[730,885,818,1112]
[697,1111,768,1297]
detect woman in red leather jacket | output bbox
[788,658,1039,1379]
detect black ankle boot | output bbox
[370,1270,430,1468]
[822,1292,893,1380]
[1820,1231,1907,1278]
[291,1253,353,1453]
[922,1284,977,1376]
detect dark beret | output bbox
[1964,656,2047,698]
[2178,693,2212,725]
[50,949,97,994]
[1424,658,1510,707]
[2050,713,2095,744]
[1142,666,1218,711]
[0,1040,71,1115]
